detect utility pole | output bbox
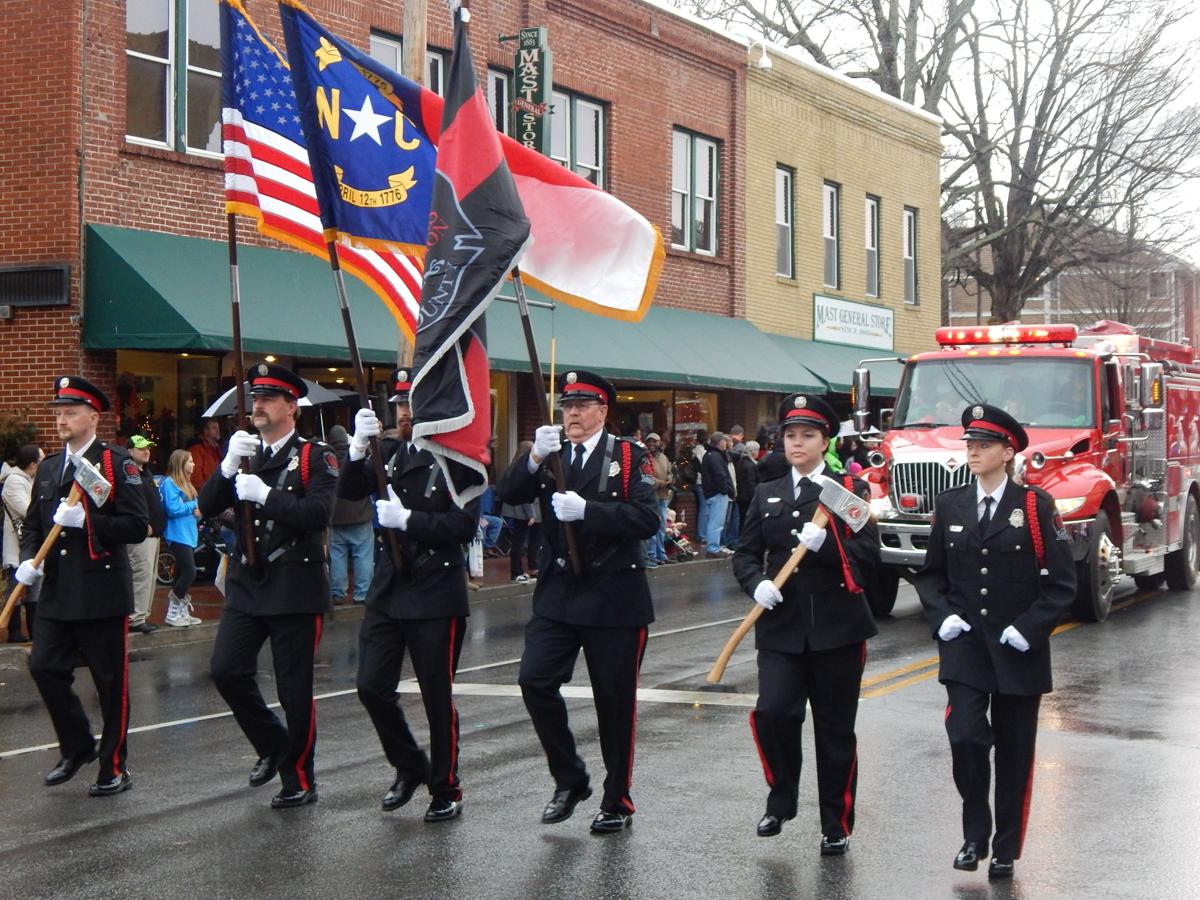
[398,0,427,369]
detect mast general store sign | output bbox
[813,294,894,350]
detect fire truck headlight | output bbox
[1029,451,1047,470]
[868,450,886,468]
[1054,497,1087,516]
[870,497,896,518]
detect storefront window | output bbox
[115,350,221,461]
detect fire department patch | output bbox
[287,455,300,472]
[122,458,142,485]
[1009,508,1024,528]
[324,450,339,476]
[609,460,621,477]
[1053,511,1068,541]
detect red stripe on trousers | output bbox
[1017,700,1041,857]
[748,710,776,787]
[622,626,648,814]
[113,624,130,773]
[446,617,460,787]
[295,615,323,792]
[839,754,857,836]
[945,703,953,721]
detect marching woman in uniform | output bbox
[732,394,879,853]
[916,404,1075,879]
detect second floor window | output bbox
[487,69,510,134]
[126,0,221,154]
[903,206,919,304]
[672,129,719,255]
[549,91,604,187]
[775,167,794,277]
[865,195,880,297]
[368,32,445,96]
[822,182,840,288]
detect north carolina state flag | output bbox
[410,8,531,506]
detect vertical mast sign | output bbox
[512,27,552,155]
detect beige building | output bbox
[744,45,943,385]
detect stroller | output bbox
[663,508,698,561]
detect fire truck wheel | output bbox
[1164,494,1200,592]
[1074,510,1116,623]
[867,569,900,618]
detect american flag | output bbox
[219,0,420,337]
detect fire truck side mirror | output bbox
[1122,362,1141,409]
[852,368,871,433]
[1139,362,1164,429]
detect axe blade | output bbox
[69,453,113,507]
[813,473,871,532]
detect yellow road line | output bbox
[860,655,939,688]
[862,667,940,698]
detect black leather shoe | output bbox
[129,621,158,634]
[542,785,593,824]
[424,798,463,822]
[382,774,423,812]
[590,810,631,834]
[820,835,850,856]
[988,859,1015,879]
[954,840,989,871]
[88,770,132,796]
[248,755,279,787]
[44,749,98,786]
[270,788,318,808]
[757,814,784,837]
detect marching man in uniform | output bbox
[917,404,1075,879]
[200,363,337,809]
[16,376,148,796]
[496,370,660,834]
[339,369,479,823]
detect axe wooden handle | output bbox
[706,507,830,683]
[0,484,83,631]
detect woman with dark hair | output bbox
[160,450,202,627]
[3,443,44,642]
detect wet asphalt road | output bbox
[2,560,1199,900]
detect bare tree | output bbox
[942,0,1200,321]
[675,0,976,113]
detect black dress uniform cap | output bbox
[960,403,1028,452]
[50,375,111,413]
[777,393,838,437]
[557,370,616,406]
[388,367,414,404]
[247,362,308,399]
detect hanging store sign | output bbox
[813,293,894,350]
[512,27,552,155]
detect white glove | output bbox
[938,614,972,641]
[999,625,1030,652]
[753,580,784,611]
[376,485,411,530]
[15,559,44,586]
[221,430,260,477]
[532,425,562,462]
[551,491,586,522]
[797,521,826,552]
[350,407,381,461]
[53,499,86,529]
[234,472,271,505]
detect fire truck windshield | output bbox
[893,357,1095,429]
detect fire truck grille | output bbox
[889,461,973,515]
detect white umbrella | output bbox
[202,378,345,418]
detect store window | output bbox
[368,32,445,95]
[775,166,794,277]
[488,68,510,134]
[903,206,919,304]
[125,0,221,154]
[549,90,604,186]
[865,195,880,297]
[822,181,840,288]
[115,351,223,461]
[671,129,719,255]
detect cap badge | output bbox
[1009,508,1025,529]
[566,372,578,384]
[795,396,807,409]
[398,370,408,382]
[257,364,269,376]
[58,377,70,389]
[972,405,984,419]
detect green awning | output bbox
[84,223,824,393]
[767,333,905,396]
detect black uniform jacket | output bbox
[732,472,879,653]
[915,481,1075,695]
[495,430,660,628]
[338,439,478,620]
[198,433,337,616]
[22,441,149,620]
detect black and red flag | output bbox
[410,3,531,505]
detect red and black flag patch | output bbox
[122,458,142,485]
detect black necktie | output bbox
[569,443,585,486]
[980,495,993,529]
[263,446,274,461]
[795,476,810,500]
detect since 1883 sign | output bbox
[813,294,894,350]
[511,27,553,156]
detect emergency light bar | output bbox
[934,324,1079,346]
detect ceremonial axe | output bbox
[0,453,113,631]
[706,474,871,684]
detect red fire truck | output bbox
[851,321,1200,621]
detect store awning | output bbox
[767,333,905,396]
[84,224,825,393]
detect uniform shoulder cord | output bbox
[1025,489,1046,571]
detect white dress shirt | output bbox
[975,477,1008,521]
[791,461,826,497]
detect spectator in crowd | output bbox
[728,425,746,446]
[502,441,542,583]
[733,440,760,543]
[757,432,790,483]
[189,418,223,491]
[643,433,672,565]
[125,435,165,634]
[160,450,202,628]
[327,425,375,605]
[700,432,735,557]
[3,443,44,642]
[479,485,504,558]
[691,430,709,541]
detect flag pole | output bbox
[226,214,258,567]
[512,267,582,574]
[325,239,405,571]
